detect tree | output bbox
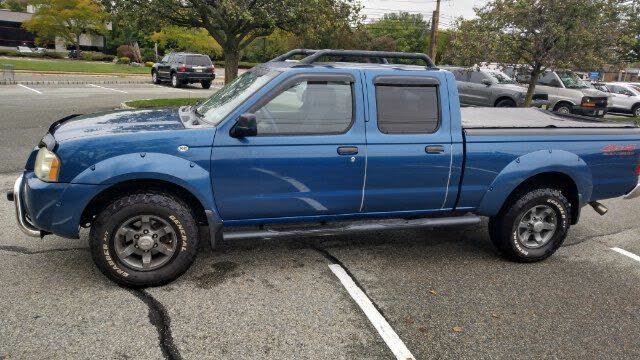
[1,0,27,12]
[367,12,429,54]
[450,0,634,106]
[151,26,223,57]
[22,0,108,53]
[149,0,362,83]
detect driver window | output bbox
[255,80,353,135]
[469,71,487,84]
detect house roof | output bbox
[0,9,33,23]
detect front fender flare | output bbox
[475,150,593,217]
[70,152,216,212]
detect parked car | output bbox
[7,49,640,287]
[505,68,610,117]
[16,46,32,53]
[591,82,610,93]
[151,52,215,89]
[604,82,640,117]
[68,49,82,59]
[447,67,548,108]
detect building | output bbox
[0,8,108,51]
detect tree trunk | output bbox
[224,47,240,84]
[524,63,543,107]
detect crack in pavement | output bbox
[127,288,183,360]
[564,225,640,247]
[311,246,389,319]
[0,245,87,254]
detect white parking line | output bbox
[611,247,640,263]
[328,264,415,360]
[87,84,128,93]
[17,84,42,94]
[152,84,193,93]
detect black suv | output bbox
[151,53,215,89]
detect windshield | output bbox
[631,85,640,94]
[557,71,589,89]
[623,85,640,96]
[196,70,279,125]
[484,70,516,84]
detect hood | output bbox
[579,88,608,98]
[51,109,185,142]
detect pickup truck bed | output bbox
[462,107,636,129]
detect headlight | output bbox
[34,147,60,182]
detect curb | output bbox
[119,101,135,110]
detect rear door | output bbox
[362,71,454,213]
[211,70,367,221]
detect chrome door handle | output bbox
[425,145,445,154]
[337,146,358,155]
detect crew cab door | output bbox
[211,71,366,221]
[362,71,454,213]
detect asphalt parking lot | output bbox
[1,78,640,359]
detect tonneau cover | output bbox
[461,107,636,129]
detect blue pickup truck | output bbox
[8,50,640,287]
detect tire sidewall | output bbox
[505,190,570,259]
[496,99,516,107]
[91,196,198,287]
[172,74,179,87]
[555,104,571,114]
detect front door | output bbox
[211,71,366,221]
[362,71,454,213]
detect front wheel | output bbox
[495,98,517,107]
[89,192,199,287]
[554,103,572,115]
[632,104,640,118]
[489,187,571,262]
[152,71,160,84]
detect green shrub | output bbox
[212,60,259,69]
[80,51,116,62]
[116,45,135,59]
[0,48,65,59]
[141,48,157,62]
[145,61,155,67]
[118,56,131,64]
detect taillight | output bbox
[207,65,215,73]
[178,64,187,72]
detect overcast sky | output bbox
[360,0,488,27]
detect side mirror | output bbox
[481,79,492,86]
[230,113,257,138]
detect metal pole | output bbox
[428,0,442,62]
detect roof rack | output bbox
[270,49,436,68]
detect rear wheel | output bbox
[171,73,181,88]
[495,98,517,107]
[554,103,572,115]
[201,80,212,89]
[89,192,199,287]
[633,104,640,118]
[489,187,570,262]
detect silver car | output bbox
[449,67,548,108]
[507,68,610,117]
[604,82,640,117]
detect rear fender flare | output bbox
[475,150,593,216]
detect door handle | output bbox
[337,146,358,155]
[425,145,445,154]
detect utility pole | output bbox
[428,0,442,63]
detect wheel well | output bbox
[632,103,640,111]
[494,96,516,107]
[500,172,580,224]
[553,101,573,111]
[80,179,208,228]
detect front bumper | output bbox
[572,105,607,117]
[624,183,640,200]
[8,175,42,237]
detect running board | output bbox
[223,215,482,241]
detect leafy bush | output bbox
[80,51,116,62]
[118,56,131,64]
[140,48,157,62]
[213,60,258,69]
[116,45,135,59]
[0,49,65,59]
[145,61,155,67]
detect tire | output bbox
[89,192,199,287]
[171,73,181,88]
[495,98,517,107]
[488,187,571,262]
[633,104,640,118]
[152,71,160,84]
[201,80,212,89]
[554,103,572,115]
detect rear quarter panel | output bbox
[459,131,640,216]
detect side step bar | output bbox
[223,215,481,241]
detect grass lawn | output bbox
[125,98,207,109]
[607,116,640,125]
[0,57,149,74]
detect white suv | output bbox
[604,82,640,118]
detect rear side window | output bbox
[187,55,212,66]
[376,85,439,134]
